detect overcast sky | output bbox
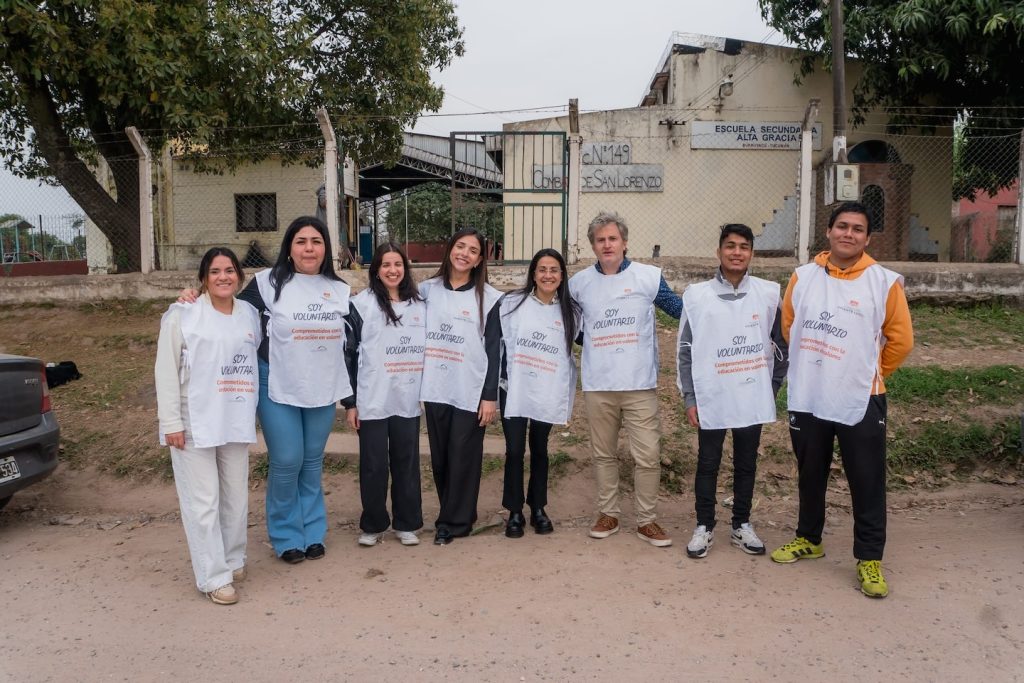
[0,0,779,217]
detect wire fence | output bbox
[0,108,1021,275]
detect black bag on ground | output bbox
[45,361,82,388]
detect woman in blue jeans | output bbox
[182,216,352,564]
[246,217,352,563]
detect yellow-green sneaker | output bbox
[770,536,825,564]
[857,560,889,598]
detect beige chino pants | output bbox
[583,389,662,526]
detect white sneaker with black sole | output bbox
[358,532,384,547]
[686,525,714,558]
[730,522,766,555]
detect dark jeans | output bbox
[694,423,763,531]
[789,394,888,560]
[358,415,423,534]
[424,402,485,537]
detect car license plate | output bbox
[0,456,21,484]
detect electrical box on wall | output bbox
[835,164,860,201]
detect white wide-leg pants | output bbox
[170,442,250,593]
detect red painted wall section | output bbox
[0,260,89,277]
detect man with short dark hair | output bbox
[771,201,913,598]
[569,211,682,547]
[676,224,788,559]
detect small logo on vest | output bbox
[323,291,332,298]
[623,288,632,294]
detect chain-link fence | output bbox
[1,214,86,263]
[2,108,1021,276]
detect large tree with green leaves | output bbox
[0,0,463,270]
[758,0,1024,198]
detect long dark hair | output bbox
[433,228,489,332]
[268,216,343,301]
[197,246,245,295]
[369,241,422,325]
[504,248,579,354]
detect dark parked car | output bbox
[0,354,60,510]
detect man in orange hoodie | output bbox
[770,201,913,598]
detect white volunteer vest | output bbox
[255,270,353,408]
[787,262,903,425]
[569,262,662,391]
[499,293,577,425]
[419,278,502,412]
[160,297,261,448]
[351,289,426,420]
[682,277,779,430]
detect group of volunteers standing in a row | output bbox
[156,200,912,607]
[156,216,581,605]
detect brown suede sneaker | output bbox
[637,522,673,547]
[589,514,620,539]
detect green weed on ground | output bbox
[911,303,1024,346]
[887,417,1022,480]
[886,365,1023,405]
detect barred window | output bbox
[235,194,277,232]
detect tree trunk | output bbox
[22,80,143,271]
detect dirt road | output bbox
[2,468,1021,682]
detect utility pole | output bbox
[830,0,848,163]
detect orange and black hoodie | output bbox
[781,251,914,395]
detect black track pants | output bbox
[694,423,763,531]
[789,394,888,560]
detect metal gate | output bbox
[450,131,568,263]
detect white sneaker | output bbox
[686,525,714,559]
[358,532,384,547]
[730,522,767,555]
[395,530,420,546]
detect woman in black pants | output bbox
[419,229,502,545]
[498,249,580,537]
[344,243,426,547]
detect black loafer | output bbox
[433,527,453,545]
[305,543,326,560]
[280,548,305,564]
[505,511,525,538]
[530,508,554,535]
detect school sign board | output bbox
[690,121,823,151]
[532,141,663,193]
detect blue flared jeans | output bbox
[258,360,336,555]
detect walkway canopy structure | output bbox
[357,132,503,200]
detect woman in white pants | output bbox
[156,247,261,605]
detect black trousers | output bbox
[789,394,888,560]
[358,415,423,533]
[500,390,553,513]
[694,423,762,531]
[424,402,485,537]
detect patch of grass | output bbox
[324,454,355,474]
[60,430,107,469]
[549,450,574,478]
[481,456,504,476]
[886,365,1023,405]
[250,455,269,480]
[656,308,680,330]
[558,431,588,447]
[887,417,1022,479]
[910,303,1024,346]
